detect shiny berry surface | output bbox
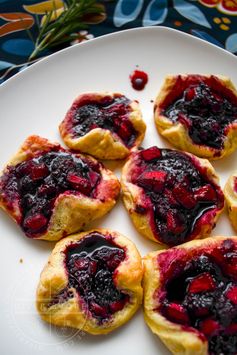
[0,151,101,238]
[131,147,223,246]
[158,239,237,355]
[64,232,128,322]
[163,82,237,150]
[71,95,137,147]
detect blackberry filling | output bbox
[159,239,237,355]
[71,95,137,147]
[132,147,223,246]
[0,151,101,238]
[48,289,74,307]
[64,233,128,322]
[163,82,237,149]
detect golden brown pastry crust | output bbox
[59,92,146,160]
[121,148,224,246]
[36,228,143,335]
[224,171,237,232]
[143,236,237,355]
[0,135,120,241]
[154,74,237,160]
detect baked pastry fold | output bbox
[143,236,237,355]
[154,74,237,160]
[224,170,237,232]
[59,92,146,160]
[0,135,120,241]
[121,146,224,247]
[36,229,143,334]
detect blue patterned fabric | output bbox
[1,0,237,83]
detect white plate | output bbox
[1,27,237,355]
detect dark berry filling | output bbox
[163,81,237,149]
[63,232,128,322]
[70,95,137,147]
[0,151,101,238]
[48,289,74,307]
[131,147,223,246]
[158,239,237,355]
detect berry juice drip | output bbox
[130,70,148,91]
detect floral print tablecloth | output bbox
[0,0,237,83]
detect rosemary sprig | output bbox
[29,0,105,60]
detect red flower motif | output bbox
[199,0,237,14]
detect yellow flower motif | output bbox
[24,0,106,26]
[24,0,64,25]
[213,16,231,29]
[23,0,64,14]
[222,16,231,22]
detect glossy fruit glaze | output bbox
[51,232,128,322]
[157,238,237,355]
[161,75,237,151]
[0,150,101,238]
[129,147,224,246]
[68,94,138,147]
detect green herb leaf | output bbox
[29,0,106,60]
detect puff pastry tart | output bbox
[143,236,237,355]
[154,74,237,159]
[121,146,224,247]
[0,136,120,241]
[224,171,237,232]
[36,229,143,334]
[59,92,146,159]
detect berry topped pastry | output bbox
[59,92,146,160]
[224,170,237,233]
[143,236,237,355]
[154,74,237,159]
[36,229,143,334]
[121,147,224,247]
[0,136,120,241]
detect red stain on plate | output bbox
[130,70,148,91]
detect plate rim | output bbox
[1,26,236,89]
